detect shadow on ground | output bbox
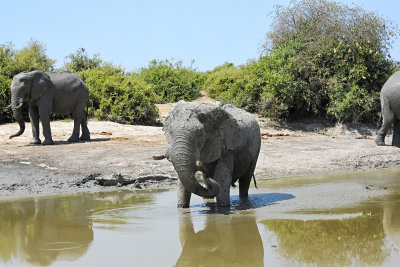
[20,138,112,146]
[190,193,295,214]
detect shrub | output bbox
[203,63,242,100]
[140,59,204,103]
[64,48,102,72]
[78,65,159,125]
[0,75,12,123]
[259,0,398,122]
[204,52,299,118]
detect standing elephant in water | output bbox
[7,70,90,145]
[162,101,261,207]
[376,71,400,147]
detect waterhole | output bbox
[1,168,400,266]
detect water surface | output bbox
[1,168,400,266]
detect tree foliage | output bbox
[262,0,398,122]
[207,0,398,122]
[64,48,102,72]
[265,0,398,56]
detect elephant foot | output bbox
[216,197,230,207]
[392,140,400,147]
[42,139,54,145]
[375,136,385,146]
[392,134,400,147]
[30,138,41,145]
[79,135,90,141]
[239,192,249,198]
[68,136,80,142]
[217,201,230,207]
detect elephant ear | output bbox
[199,105,242,163]
[31,71,52,102]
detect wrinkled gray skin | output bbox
[8,70,90,145]
[163,101,261,208]
[376,71,400,147]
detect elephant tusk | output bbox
[196,160,203,168]
[15,102,24,109]
[3,104,12,110]
[152,155,166,160]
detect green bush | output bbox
[325,42,392,122]
[0,75,12,123]
[204,49,300,118]
[140,59,204,103]
[64,48,102,72]
[78,65,159,125]
[259,0,398,122]
[203,63,242,100]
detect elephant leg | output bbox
[28,104,41,144]
[214,152,233,207]
[68,111,82,142]
[392,120,400,147]
[239,174,252,198]
[79,115,90,141]
[177,179,192,208]
[37,103,54,145]
[239,160,257,198]
[376,109,395,146]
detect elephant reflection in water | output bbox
[175,214,264,267]
[383,193,400,249]
[0,197,93,266]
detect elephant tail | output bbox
[85,100,89,120]
[252,174,258,189]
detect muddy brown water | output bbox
[1,168,400,267]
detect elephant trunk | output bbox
[170,135,220,199]
[9,94,25,139]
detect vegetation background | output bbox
[1,0,399,125]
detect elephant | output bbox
[162,101,261,208]
[376,71,400,147]
[7,70,90,145]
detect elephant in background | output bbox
[162,101,261,207]
[376,71,400,147]
[7,70,90,145]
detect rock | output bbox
[94,173,176,187]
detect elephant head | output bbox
[9,71,52,139]
[163,101,243,200]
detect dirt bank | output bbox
[1,105,400,199]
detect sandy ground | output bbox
[1,96,400,200]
